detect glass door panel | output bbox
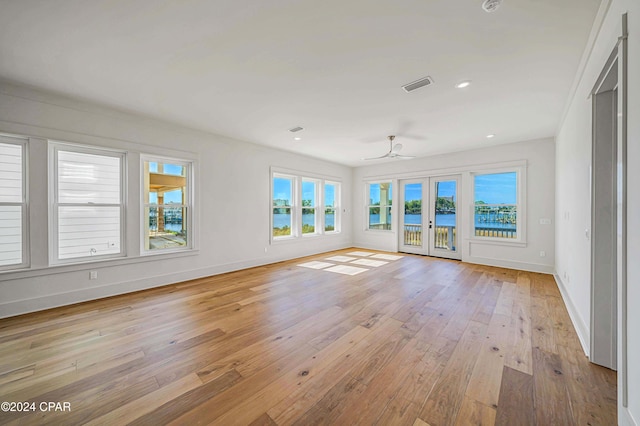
[399,180,428,255]
[429,176,461,259]
[403,183,422,246]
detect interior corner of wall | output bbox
[554,273,590,356]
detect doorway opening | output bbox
[398,176,461,260]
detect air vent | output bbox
[401,76,434,93]
[289,126,304,133]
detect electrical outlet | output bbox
[539,218,552,225]
[540,251,546,257]
[89,271,98,280]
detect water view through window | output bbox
[143,160,189,250]
[302,180,317,234]
[474,172,517,238]
[324,182,337,232]
[273,176,293,237]
[368,182,392,230]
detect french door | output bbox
[398,175,461,260]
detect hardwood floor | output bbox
[0,249,616,425]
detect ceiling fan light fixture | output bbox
[482,0,502,13]
[363,135,415,160]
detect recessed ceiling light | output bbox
[486,134,495,138]
[455,81,471,89]
[294,137,302,141]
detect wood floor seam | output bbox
[0,248,616,426]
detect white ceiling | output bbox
[0,0,600,166]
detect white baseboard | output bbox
[353,241,396,253]
[464,255,555,274]
[0,243,351,318]
[620,406,638,426]
[553,274,590,357]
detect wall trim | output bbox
[0,243,351,319]
[556,0,613,134]
[620,406,637,426]
[554,274,590,356]
[361,159,528,182]
[353,241,398,253]
[463,256,554,274]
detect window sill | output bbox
[140,247,194,257]
[271,235,297,244]
[0,249,200,282]
[468,237,527,248]
[271,232,341,245]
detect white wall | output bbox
[0,81,353,318]
[352,138,556,274]
[555,0,639,424]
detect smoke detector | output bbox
[482,0,502,12]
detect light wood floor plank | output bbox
[0,248,616,426]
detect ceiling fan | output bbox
[363,135,415,160]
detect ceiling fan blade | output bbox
[362,153,391,160]
[394,154,416,159]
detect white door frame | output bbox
[398,175,461,260]
[589,13,628,408]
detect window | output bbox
[52,144,124,262]
[142,158,192,252]
[302,179,318,235]
[0,136,27,269]
[324,182,339,232]
[368,182,392,230]
[473,171,518,239]
[271,170,341,241]
[273,175,294,238]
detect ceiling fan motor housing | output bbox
[482,0,502,13]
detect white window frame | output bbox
[0,135,29,271]
[301,178,320,236]
[366,181,393,232]
[324,181,341,234]
[140,155,194,255]
[49,142,126,264]
[470,167,526,244]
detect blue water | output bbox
[163,223,183,232]
[273,213,334,228]
[273,213,514,230]
[401,214,515,229]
